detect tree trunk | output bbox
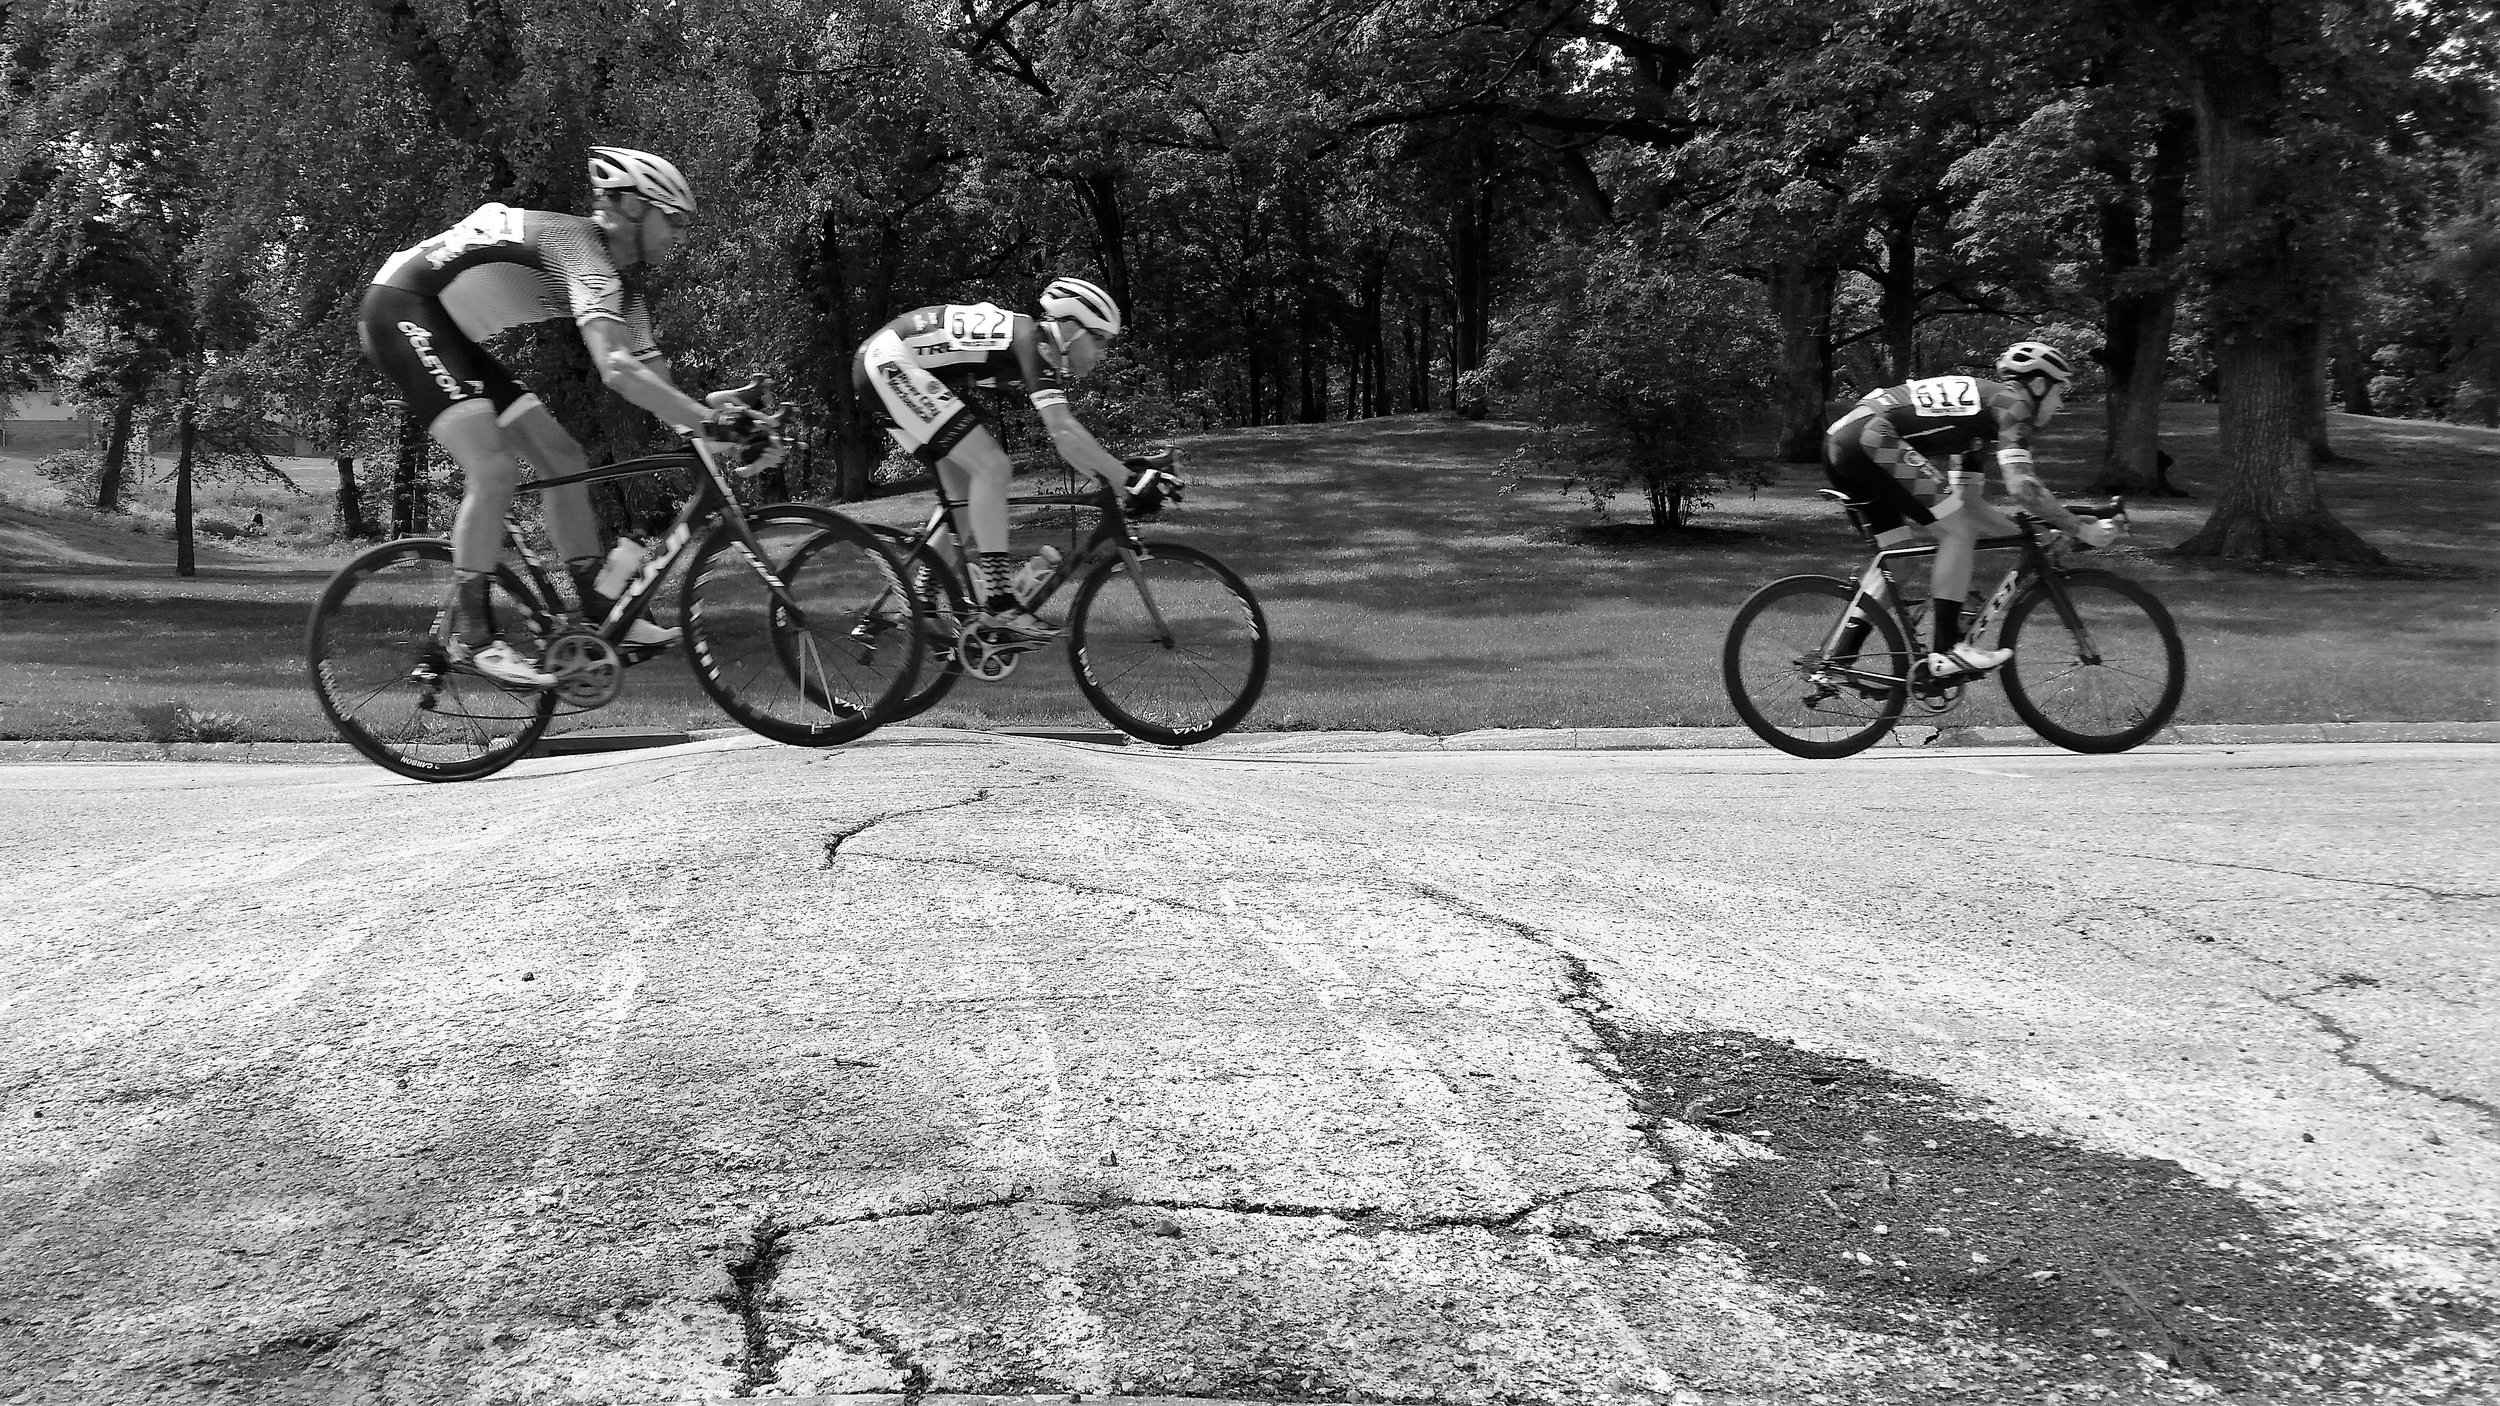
[2328,321,2376,416]
[334,455,370,539]
[2302,324,2337,464]
[1768,258,1836,462]
[1876,210,1918,382]
[2167,8,2381,565]
[2093,110,2193,497]
[1068,169,1131,317]
[172,402,196,577]
[812,205,880,501]
[1450,192,1492,418]
[95,391,138,513]
[393,408,426,537]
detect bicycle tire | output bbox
[680,506,923,747]
[2000,568,2186,754]
[1067,542,1269,746]
[1722,575,1910,759]
[864,524,970,722]
[305,537,555,781]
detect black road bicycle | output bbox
[866,452,1270,746]
[1722,491,2187,759]
[306,385,924,781]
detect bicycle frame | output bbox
[892,473,1180,638]
[486,438,805,644]
[1820,512,2118,692]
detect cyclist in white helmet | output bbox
[359,145,776,687]
[1820,340,2116,678]
[853,275,1132,644]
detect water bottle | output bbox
[593,539,645,598]
[1008,546,1060,605]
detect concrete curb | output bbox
[2,720,2492,766]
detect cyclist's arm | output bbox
[1034,399,1128,486]
[582,318,708,432]
[1988,418,2088,533]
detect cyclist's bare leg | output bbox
[501,401,603,566]
[429,401,554,685]
[933,428,1020,614]
[1927,479,2019,666]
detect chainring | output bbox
[541,627,625,709]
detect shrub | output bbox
[130,699,260,744]
[1474,240,1777,527]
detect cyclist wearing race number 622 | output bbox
[853,277,1131,645]
[358,146,782,689]
[1820,341,2115,679]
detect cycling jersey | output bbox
[1823,374,2037,530]
[373,204,659,356]
[853,304,1068,463]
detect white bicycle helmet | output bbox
[1996,340,2074,387]
[1039,276,1122,339]
[588,146,697,216]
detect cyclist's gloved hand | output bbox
[2072,518,2119,550]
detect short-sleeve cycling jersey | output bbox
[854,303,1068,462]
[374,204,659,357]
[1822,374,2038,530]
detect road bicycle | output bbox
[865,452,1270,746]
[1722,490,2186,758]
[306,385,924,781]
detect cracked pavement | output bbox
[0,736,2493,1405]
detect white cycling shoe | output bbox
[619,618,681,649]
[971,606,1060,646]
[1925,641,2013,678]
[450,639,556,688]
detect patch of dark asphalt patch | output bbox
[1600,1028,2493,1392]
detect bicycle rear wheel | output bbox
[305,537,555,781]
[1067,542,1269,746]
[2000,568,2185,753]
[681,506,922,746]
[864,525,970,722]
[1722,575,1910,759]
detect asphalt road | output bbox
[2,736,2494,1406]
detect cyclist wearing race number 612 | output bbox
[358,146,782,689]
[1820,341,2115,680]
[853,277,1131,646]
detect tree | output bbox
[1478,237,1775,528]
[2129,0,2482,564]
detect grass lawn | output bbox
[1,403,2492,742]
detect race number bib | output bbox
[1905,375,1982,417]
[944,303,1014,351]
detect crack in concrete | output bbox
[2261,978,2500,1138]
[847,1314,932,1405]
[773,1183,1661,1239]
[1940,836,2496,902]
[1403,882,1719,1220]
[823,792,994,866]
[871,855,1230,917]
[718,1213,799,1393]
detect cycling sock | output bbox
[455,570,494,649]
[1932,598,1963,654]
[976,552,1014,612]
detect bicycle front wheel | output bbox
[305,537,555,781]
[2000,568,2185,753]
[1722,575,1910,759]
[1067,542,1269,746]
[681,506,923,747]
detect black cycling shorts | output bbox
[1823,434,1938,534]
[358,284,532,429]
